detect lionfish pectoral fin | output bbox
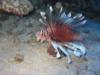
[66,42,86,56]
[51,41,61,58]
[58,45,72,64]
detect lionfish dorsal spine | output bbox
[59,11,87,27]
[39,5,87,29]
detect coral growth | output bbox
[0,0,33,16]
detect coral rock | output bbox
[0,0,33,16]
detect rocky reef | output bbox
[0,0,33,16]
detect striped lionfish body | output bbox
[36,5,87,64]
[36,23,81,42]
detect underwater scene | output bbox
[0,0,100,75]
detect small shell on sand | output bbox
[14,54,24,63]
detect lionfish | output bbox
[36,5,87,64]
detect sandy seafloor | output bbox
[0,11,100,75]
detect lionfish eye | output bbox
[41,30,44,35]
[41,29,45,36]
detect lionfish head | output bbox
[35,29,49,42]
